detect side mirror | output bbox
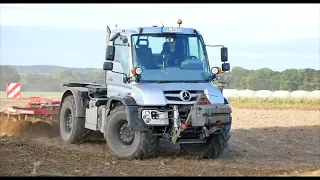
[106,45,115,61]
[122,37,128,44]
[222,63,230,72]
[221,47,228,62]
[103,61,113,71]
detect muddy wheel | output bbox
[105,105,159,160]
[59,95,85,144]
[180,123,231,159]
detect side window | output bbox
[114,35,129,74]
[188,37,201,58]
[188,37,207,68]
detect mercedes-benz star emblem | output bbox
[179,90,191,101]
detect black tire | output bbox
[59,95,85,144]
[105,105,159,160]
[180,123,231,159]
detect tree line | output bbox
[0,65,319,92]
[220,67,320,91]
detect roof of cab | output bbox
[111,26,201,35]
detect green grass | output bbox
[0,91,63,98]
[228,97,320,105]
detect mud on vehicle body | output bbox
[58,19,232,160]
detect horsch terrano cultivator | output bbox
[0,94,61,121]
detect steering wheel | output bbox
[164,55,199,67]
[178,55,198,64]
[188,56,198,60]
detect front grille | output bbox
[163,90,204,104]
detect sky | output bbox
[0,3,319,71]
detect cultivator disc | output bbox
[0,94,61,121]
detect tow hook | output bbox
[181,121,191,130]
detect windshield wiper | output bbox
[156,81,176,83]
[179,80,208,83]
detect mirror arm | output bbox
[110,33,120,41]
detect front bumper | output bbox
[189,104,232,127]
[130,103,232,130]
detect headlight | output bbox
[211,67,219,74]
[135,67,143,75]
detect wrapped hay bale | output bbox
[290,90,309,100]
[255,90,273,99]
[237,89,256,98]
[272,90,291,99]
[223,89,239,99]
[306,90,320,100]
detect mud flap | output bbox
[126,106,149,131]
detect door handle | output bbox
[108,77,113,81]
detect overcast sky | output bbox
[0,3,319,71]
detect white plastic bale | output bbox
[306,90,320,100]
[255,90,273,99]
[237,89,256,98]
[290,90,310,100]
[223,89,239,98]
[272,91,291,99]
[221,88,319,100]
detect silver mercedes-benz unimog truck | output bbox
[58,19,232,160]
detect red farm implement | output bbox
[0,94,61,121]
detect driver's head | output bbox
[168,38,176,51]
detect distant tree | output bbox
[310,71,320,90]
[298,68,320,91]
[246,68,278,91]
[222,67,319,91]
[0,65,21,91]
[223,66,252,90]
[269,73,281,90]
[20,73,61,92]
[87,70,105,84]
[279,69,303,91]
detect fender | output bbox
[106,96,149,131]
[224,97,229,105]
[60,87,89,118]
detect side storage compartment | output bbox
[85,100,98,131]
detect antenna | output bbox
[161,21,164,27]
[115,24,117,29]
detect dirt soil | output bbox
[0,99,319,176]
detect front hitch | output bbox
[171,93,232,144]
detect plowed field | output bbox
[0,99,319,176]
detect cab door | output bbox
[106,33,131,97]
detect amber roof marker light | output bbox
[177,19,182,27]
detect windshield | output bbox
[131,33,211,83]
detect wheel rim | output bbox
[118,121,135,145]
[65,109,72,133]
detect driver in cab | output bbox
[160,38,183,66]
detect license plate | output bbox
[162,27,183,33]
